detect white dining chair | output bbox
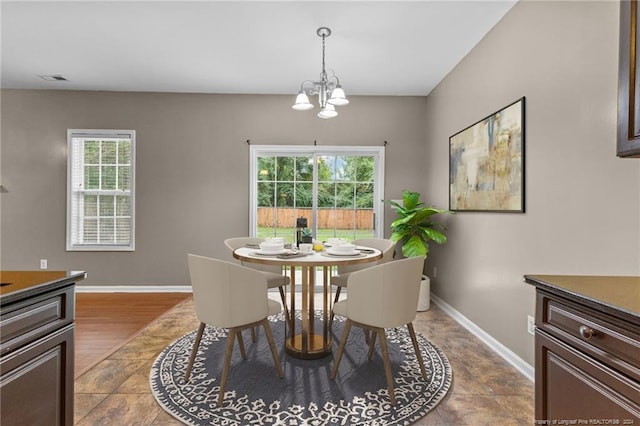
[224,237,290,321]
[330,256,427,406]
[329,238,395,326]
[184,254,284,407]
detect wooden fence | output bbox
[257,208,374,230]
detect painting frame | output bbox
[449,97,525,213]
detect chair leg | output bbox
[367,330,377,360]
[279,286,290,322]
[330,319,352,379]
[333,286,342,303]
[329,286,342,329]
[184,322,206,382]
[250,327,256,342]
[261,319,284,378]
[407,322,428,380]
[377,329,396,406]
[217,328,237,407]
[237,329,247,359]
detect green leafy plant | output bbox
[301,227,313,243]
[387,190,452,258]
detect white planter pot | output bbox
[417,275,431,311]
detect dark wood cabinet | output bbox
[537,330,640,421]
[618,0,640,157]
[1,324,74,425]
[0,271,84,426]
[525,275,640,424]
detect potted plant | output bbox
[387,190,452,311]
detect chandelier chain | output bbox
[321,33,326,82]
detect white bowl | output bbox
[265,237,285,245]
[298,243,313,253]
[330,243,356,252]
[260,242,284,252]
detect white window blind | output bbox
[67,130,135,251]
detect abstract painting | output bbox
[449,97,525,212]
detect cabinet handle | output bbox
[579,325,595,340]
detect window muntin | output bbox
[67,130,135,251]
[250,146,384,242]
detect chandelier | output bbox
[292,27,349,119]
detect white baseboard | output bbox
[75,285,192,293]
[431,293,534,382]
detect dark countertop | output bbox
[524,274,640,322]
[0,270,86,305]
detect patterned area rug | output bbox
[150,312,452,425]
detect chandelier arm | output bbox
[299,80,322,96]
[326,75,340,91]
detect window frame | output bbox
[249,145,385,239]
[66,129,136,251]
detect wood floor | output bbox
[75,293,191,378]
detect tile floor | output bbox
[74,294,534,425]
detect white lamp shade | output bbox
[328,86,349,106]
[292,92,314,110]
[318,103,338,119]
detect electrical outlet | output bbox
[40,259,48,270]
[433,267,438,278]
[527,315,535,335]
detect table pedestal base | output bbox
[286,265,334,360]
[285,334,332,359]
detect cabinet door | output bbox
[0,324,74,426]
[618,0,640,157]
[536,330,640,423]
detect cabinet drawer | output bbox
[537,292,640,382]
[536,329,640,421]
[0,287,74,356]
[0,323,74,426]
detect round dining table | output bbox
[233,245,382,359]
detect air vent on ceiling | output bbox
[38,75,68,82]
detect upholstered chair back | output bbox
[345,256,425,328]
[187,254,269,328]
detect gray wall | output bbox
[0,91,427,285]
[423,0,640,365]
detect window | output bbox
[67,130,135,251]
[250,146,385,241]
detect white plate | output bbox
[253,249,288,256]
[326,248,360,256]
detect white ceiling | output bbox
[1,1,516,96]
